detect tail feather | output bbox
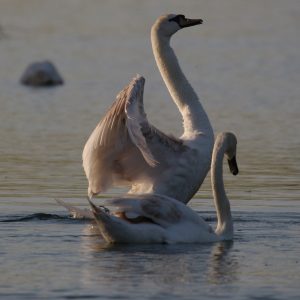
[55,199,93,219]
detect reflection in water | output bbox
[79,225,239,293]
[206,241,238,284]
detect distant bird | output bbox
[20,60,64,87]
[83,14,214,203]
[85,132,238,244]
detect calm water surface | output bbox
[0,0,299,299]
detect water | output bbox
[0,0,299,299]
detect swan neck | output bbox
[211,139,233,239]
[151,29,213,137]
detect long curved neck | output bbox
[151,29,213,138]
[211,139,233,239]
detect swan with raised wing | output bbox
[86,132,238,244]
[83,14,214,203]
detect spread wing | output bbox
[82,75,185,196]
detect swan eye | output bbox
[169,15,185,25]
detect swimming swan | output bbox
[82,14,214,203]
[87,132,238,244]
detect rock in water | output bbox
[20,61,64,87]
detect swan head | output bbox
[216,132,239,176]
[151,14,203,37]
[224,132,239,176]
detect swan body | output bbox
[85,132,238,244]
[82,14,214,203]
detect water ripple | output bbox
[0,213,71,223]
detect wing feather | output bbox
[82,75,186,196]
[56,199,93,219]
[82,75,153,194]
[106,194,184,227]
[106,194,211,230]
[125,76,159,166]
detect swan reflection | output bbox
[206,241,238,284]
[79,227,239,291]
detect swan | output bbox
[85,132,238,244]
[82,14,214,203]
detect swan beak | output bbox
[228,156,239,176]
[181,18,203,28]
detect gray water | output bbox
[0,0,299,299]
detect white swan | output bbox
[86,132,238,244]
[82,14,214,203]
